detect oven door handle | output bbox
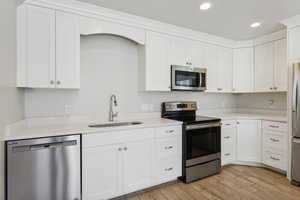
[186,122,221,130]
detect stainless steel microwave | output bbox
[171,65,207,91]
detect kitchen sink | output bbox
[88,121,143,128]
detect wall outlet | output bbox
[65,105,72,115]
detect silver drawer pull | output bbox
[270,156,280,161]
[165,146,173,150]
[225,124,231,126]
[166,130,175,133]
[165,167,173,171]
[269,125,279,128]
[225,153,231,156]
[224,136,230,139]
[270,138,280,142]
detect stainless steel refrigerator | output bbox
[292,63,300,184]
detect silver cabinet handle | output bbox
[166,130,175,133]
[118,147,122,151]
[123,147,128,151]
[225,153,231,156]
[270,87,273,90]
[225,124,231,126]
[57,80,61,85]
[270,156,280,161]
[50,80,54,85]
[237,121,240,125]
[217,88,223,91]
[165,167,173,171]
[165,146,173,150]
[269,125,279,128]
[274,86,278,90]
[270,138,279,142]
[224,136,230,139]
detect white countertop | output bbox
[210,113,287,122]
[1,118,182,141]
[1,112,287,141]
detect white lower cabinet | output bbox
[122,139,153,194]
[221,118,287,172]
[221,120,237,166]
[82,125,182,200]
[262,120,288,171]
[82,144,122,200]
[237,120,262,163]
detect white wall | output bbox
[24,35,237,121]
[0,0,25,198]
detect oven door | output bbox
[185,122,221,167]
[171,65,206,91]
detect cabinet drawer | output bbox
[263,149,286,171]
[263,131,287,152]
[155,159,181,183]
[222,120,236,129]
[155,126,181,138]
[156,137,179,159]
[263,121,287,132]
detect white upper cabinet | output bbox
[254,39,287,92]
[17,5,56,88]
[168,37,188,66]
[140,31,170,91]
[288,26,300,62]
[17,5,80,89]
[204,44,218,92]
[233,48,254,92]
[216,47,233,92]
[255,42,275,92]
[274,39,288,91]
[56,11,80,89]
[168,37,205,67]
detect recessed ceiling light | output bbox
[250,22,261,28]
[200,2,211,10]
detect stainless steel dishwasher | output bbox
[6,135,81,200]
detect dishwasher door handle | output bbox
[12,140,78,152]
[30,142,64,151]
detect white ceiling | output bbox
[79,0,300,40]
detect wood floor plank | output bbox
[128,166,300,200]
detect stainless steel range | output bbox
[162,101,221,183]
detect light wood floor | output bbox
[127,165,300,200]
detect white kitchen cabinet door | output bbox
[82,144,122,200]
[26,5,56,88]
[274,39,288,92]
[288,26,300,62]
[186,41,205,67]
[56,11,80,89]
[221,122,237,166]
[236,120,262,163]
[233,48,254,92]
[144,31,170,91]
[217,47,233,92]
[254,42,274,92]
[122,139,153,194]
[204,44,218,92]
[168,37,188,66]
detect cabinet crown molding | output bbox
[23,0,235,48]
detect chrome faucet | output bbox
[109,94,118,122]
